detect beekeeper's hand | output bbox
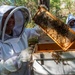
[33,25,42,33]
[25,25,42,39]
[19,46,34,62]
[3,56,22,72]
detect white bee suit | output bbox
[0,5,40,75]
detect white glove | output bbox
[19,47,33,62]
[4,55,22,72]
[25,25,42,39]
[33,25,42,33]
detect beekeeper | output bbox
[0,5,41,75]
[66,14,75,31]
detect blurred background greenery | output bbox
[0,0,75,28]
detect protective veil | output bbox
[66,14,75,31]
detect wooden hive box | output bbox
[34,43,75,53]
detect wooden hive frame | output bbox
[33,6,75,51]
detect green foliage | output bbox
[0,0,75,25]
[28,37,38,46]
[50,0,61,16]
